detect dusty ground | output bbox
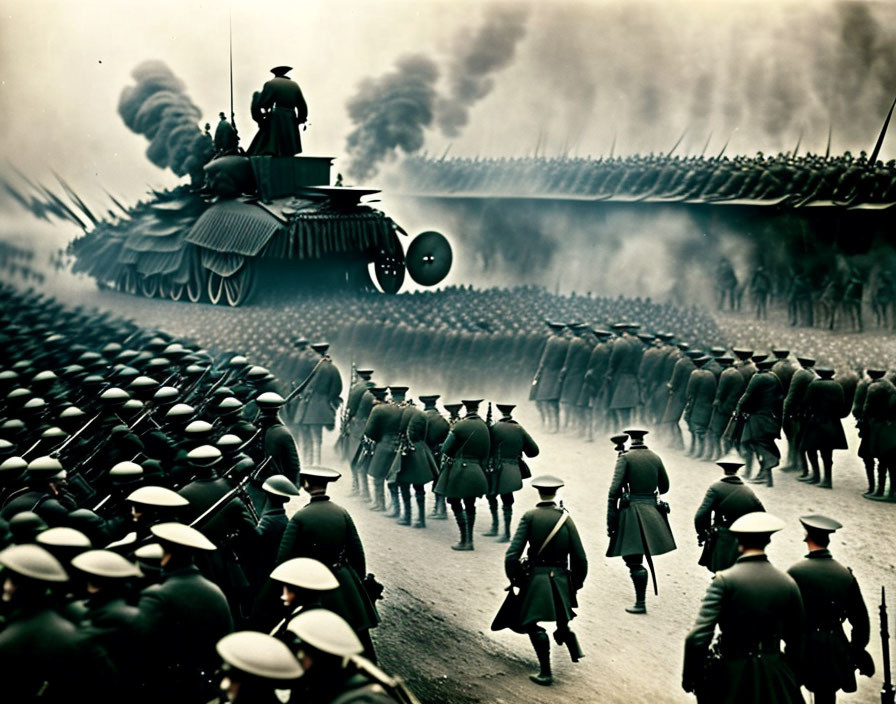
[9,266,893,703]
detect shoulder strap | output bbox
[536,511,569,557]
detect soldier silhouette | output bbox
[247,66,308,157]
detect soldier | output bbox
[341,367,373,466]
[799,368,848,489]
[682,512,804,704]
[787,515,874,704]
[387,398,438,528]
[363,386,405,514]
[433,399,490,551]
[136,522,234,704]
[583,328,613,435]
[704,355,741,461]
[0,544,112,703]
[247,66,308,157]
[683,355,717,459]
[694,459,765,573]
[266,557,339,636]
[497,475,587,687]
[606,428,675,615]
[255,392,300,488]
[346,371,376,497]
[215,631,304,703]
[661,346,696,450]
[606,323,641,429]
[862,369,896,501]
[731,359,784,486]
[285,609,407,703]
[750,265,772,319]
[782,356,816,477]
[853,369,878,495]
[352,386,386,505]
[558,322,591,431]
[213,111,239,155]
[483,403,539,542]
[294,342,342,467]
[0,455,77,526]
[531,322,568,433]
[420,395,450,520]
[276,466,380,662]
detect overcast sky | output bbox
[3,0,896,203]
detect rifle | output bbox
[50,412,101,457]
[190,456,271,529]
[883,586,895,704]
[346,655,422,704]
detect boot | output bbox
[433,494,448,520]
[796,452,809,479]
[863,461,876,496]
[742,452,754,480]
[369,480,386,512]
[482,502,499,537]
[464,508,476,551]
[818,459,832,489]
[555,629,583,663]
[350,468,360,496]
[498,505,513,543]
[397,486,412,525]
[413,495,426,529]
[695,436,705,461]
[747,469,769,485]
[386,484,401,518]
[625,567,648,614]
[450,506,470,551]
[528,631,553,686]
[800,457,821,484]
[359,474,371,502]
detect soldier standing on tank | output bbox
[433,399,490,551]
[213,112,239,156]
[787,515,874,704]
[294,343,342,468]
[682,512,804,704]
[497,475,587,687]
[798,368,848,489]
[606,428,676,615]
[482,404,539,543]
[694,459,765,573]
[247,66,308,157]
[531,322,568,433]
[683,355,717,459]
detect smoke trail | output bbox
[344,55,440,182]
[436,5,530,138]
[118,61,213,182]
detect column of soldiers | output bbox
[530,323,896,501]
[0,285,413,703]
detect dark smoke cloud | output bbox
[436,5,530,138]
[118,60,212,182]
[344,55,440,182]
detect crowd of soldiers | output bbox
[0,284,416,703]
[398,150,896,205]
[529,320,896,501]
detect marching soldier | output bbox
[215,631,304,703]
[433,399,490,551]
[799,368,848,488]
[347,371,376,497]
[497,475,587,687]
[787,515,874,704]
[731,359,784,486]
[352,386,387,504]
[694,459,765,573]
[606,323,641,429]
[558,323,591,431]
[583,328,613,436]
[705,355,741,461]
[782,356,817,477]
[276,466,380,662]
[661,347,696,450]
[255,392,300,486]
[387,398,438,528]
[364,386,405,514]
[861,369,896,500]
[420,395,450,520]
[606,428,675,615]
[683,355,717,459]
[682,512,804,704]
[294,342,342,467]
[135,522,235,704]
[483,403,539,542]
[531,322,567,433]
[342,367,374,467]
[265,557,339,636]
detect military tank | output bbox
[64,151,452,306]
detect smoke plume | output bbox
[436,5,530,137]
[344,55,440,182]
[118,61,213,182]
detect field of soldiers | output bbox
[1,247,894,702]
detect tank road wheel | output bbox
[186,275,203,303]
[140,275,158,298]
[207,271,225,305]
[118,268,138,295]
[157,276,171,299]
[224,265,254,307]
[169,282,185,301]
